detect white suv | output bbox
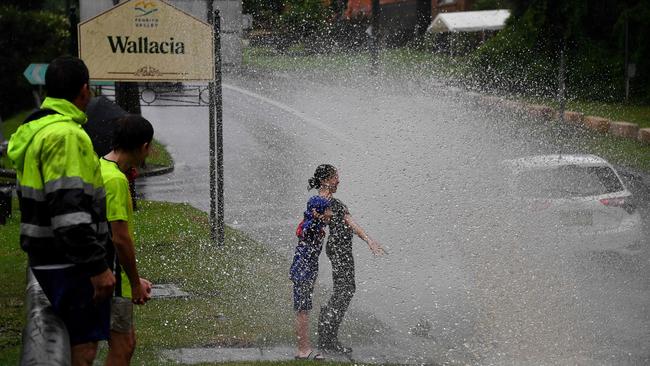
[502,154,643,252]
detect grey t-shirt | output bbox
[326,198,354,256]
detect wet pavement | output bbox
[138,70,650,365]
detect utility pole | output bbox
[624,13,630,104]
[207,0,224,245]
[369,0,380,74]
[414,0,431,38]
[557,39,566,122]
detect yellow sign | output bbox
[78,0,214,82]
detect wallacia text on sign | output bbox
[78,0,214,81]
[107,36,185,54]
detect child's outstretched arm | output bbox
[344,214,385,255]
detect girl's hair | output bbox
[308,164,337,190]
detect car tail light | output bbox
[600,197,636,214]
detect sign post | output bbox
[78,0,224,244]
[207,6,224,244]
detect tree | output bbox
[470,0,650,103]
[0,5,70,118]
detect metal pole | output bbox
[557,40,566,122]
[207,6,224,245]
[215,10,225,246]
[624,14,629,103]
[207,4,217,244]
[370,0,380,74]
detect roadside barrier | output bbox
[20,269,70,366]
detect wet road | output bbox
[139,71,650,365]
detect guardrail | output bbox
[20,269,70,366]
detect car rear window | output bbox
[514,165,624,199]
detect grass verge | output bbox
[1,110,31,169]
[0,200,378,365]
[0,199,24,365]
[147,139,173,168]
[243,45,466,78]
[511,96,650,171]
[130,200,296,364]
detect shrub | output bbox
[0,6,70,119]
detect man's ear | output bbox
[74,83,91,110]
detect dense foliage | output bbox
[470,0,650,103]
[0,5,70,119]
[244,0,351,52]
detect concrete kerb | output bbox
[609,121,639,139]
[476,94,649,146]
[639,128,650,144]
[140,163,174,177]
[527,104,556,120]
[563,111,585,125]
[584,115,611,133]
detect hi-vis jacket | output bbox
[8,97,111,276]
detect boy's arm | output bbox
[110,220,147,304]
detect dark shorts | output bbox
[32,266,111,345]
[293,280,315,311]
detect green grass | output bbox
[0,110,30,139]
[147,139,173,168]
[0,200,380,364]
[521,97,650,128]
[244,46,366,73]
[0,199,25,365]
[510,95,650,171]
[583,133,650,172]
[0,200,294,364]
[243,45,466,79]
[1,110,31,169]
[565,100,650,127]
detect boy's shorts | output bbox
[293,280,315,311]
[110,296,134,333]
[32,266,111,345]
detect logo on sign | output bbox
[134,1,159,28]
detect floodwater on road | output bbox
[138,72,650,365]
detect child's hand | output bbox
[368,239,386,256]
[312,208,333,224]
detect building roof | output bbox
[427,9,511,33]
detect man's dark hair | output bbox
[45,56,90,102]
[112,115,154,151]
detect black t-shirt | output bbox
[326,198,354,256]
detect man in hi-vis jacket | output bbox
[8,56,115,366]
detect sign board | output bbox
[78,0,214,82]
[23,63,49,85]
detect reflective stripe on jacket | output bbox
[7,97,111,276]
